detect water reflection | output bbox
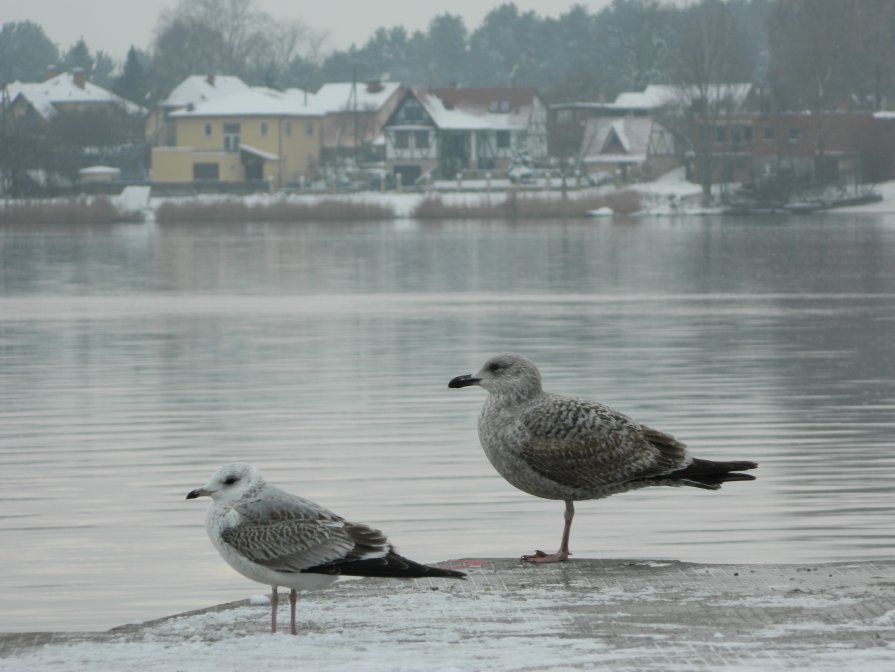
[1,215,894,631]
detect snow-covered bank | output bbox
[2,558,894,672]
[10,170,895,223]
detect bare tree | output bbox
[669,0,750,205]
[767,0,855,112]
[852,0,895,111]
[547,116,585,200]
[150,0,321,94]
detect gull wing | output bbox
[221,488,389,573]
[517,394,689,489]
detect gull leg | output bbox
[270,586,278,633]
[523,500,574,563]
[289,589,298,636]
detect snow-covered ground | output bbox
[3,558,894,672]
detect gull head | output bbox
[449,352,543,399]
[186,462,264,503]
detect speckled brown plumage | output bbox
[449,353,757,562]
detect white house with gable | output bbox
[383,87,547,182]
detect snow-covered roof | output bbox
[611,83,753,110]
[78,165,120,175]
[7,72,145,120]
[240,144,279,161]
[397,87,538,131]
[161,75,249,109]
[580,116,656,164]
[170,87,324,118]
[312,81,401,113]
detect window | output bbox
[788,127,801,143]
[305,122,314,137]
[716,126,727,143]
[743,126,753,142]
[499,101,510,112]
[414,131,429,149]
[488,102,499,113]
[394,131,410,149]
[193,163,219,180]
[260,121,268,137]
[285,121,292,136]
[203,123,212,137]
[763,126,774,142]
[223,122,240,152]
[496,131,510,149]
[400,100,423,122]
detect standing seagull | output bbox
[449,353,757,563]
[187,463,465,634]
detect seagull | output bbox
[449,353,757,563]
[186,462,465,634]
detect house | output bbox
[383,87,548,183]
[150,87,323,186]
[550,84,771,183]
[5,68,144,124]
[2,69,147,190]
[577,116,677,180]
[146,74,249,147]
[312,80,403,162]
[551,84,761,125]
[690,111,882,186]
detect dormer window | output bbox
[489,102,499,113]
[500,101,510,112]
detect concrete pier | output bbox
[2,558,894,670]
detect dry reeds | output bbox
[0,197,143,224]
[411,190,642,219]
[155,198,396,223]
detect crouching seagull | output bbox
[449,353,757,563]
[187,462,465,634]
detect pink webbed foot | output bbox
[521,549,570,563]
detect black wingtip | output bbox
[303,553,467,579]
[428,566,467,579]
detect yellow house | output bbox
[151,87,323,186]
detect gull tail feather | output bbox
[659,458,758,490]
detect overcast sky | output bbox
[1,0,623,61]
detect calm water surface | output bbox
[1,215,894,631]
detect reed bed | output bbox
[0,197,143,224]
[411,190,642,219]
[155,198,396,223]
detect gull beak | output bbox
[186,487,212,500]
[448,374,481,389]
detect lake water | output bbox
[1,215,894,632]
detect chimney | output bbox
[44,64,58,81]
[73,67,86,89]
[365,79,383,94]
[206,74,216,87]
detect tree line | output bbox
[2,0,894,112]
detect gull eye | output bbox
[223,476,239,486]
[487,362,501,373]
